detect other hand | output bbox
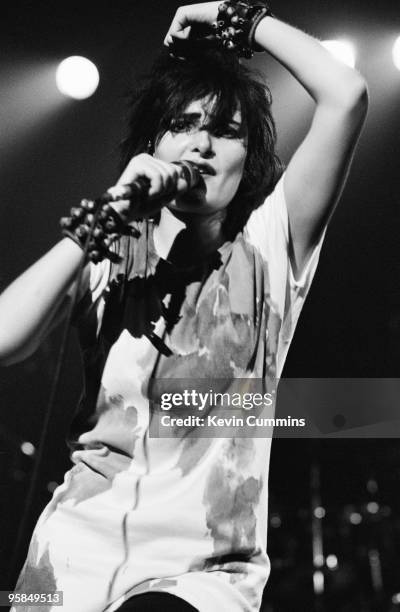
[164,2,221,47]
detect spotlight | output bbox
[349,512,362,525]
[20,441,35,456]
[56,56,99,100]
[326,554,338,570]
[270,514,282,528]
[393,36,400,71]
[47,481,59,493]
[313,570,324,595]
[392,593,400,605]
[314,506,326,519]
[367,501,379,514]
[322,40,356,68]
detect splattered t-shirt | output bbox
[14,176,325,612]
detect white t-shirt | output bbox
[14,175,325,612]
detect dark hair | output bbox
[120,47,282,239]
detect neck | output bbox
[155,208,227,265]
[177,209,226,251]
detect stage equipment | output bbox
[56,56,99,100]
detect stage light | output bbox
[56,56,99,100]
[20,441,35,456]
[313,570,324,595]
[367,501,379,514]
[314,506,326,519]
[326,554,338,570]
[270,514,282,528]
[322,40,356,68]
[349,512,362,525]
[393,36,400,71]
[47,481,59,493]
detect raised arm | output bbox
[253,16,368,275]
[164,2,369,275]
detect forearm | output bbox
[254,16,367,108]
[0,238,85,365]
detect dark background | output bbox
[1,1,400,609]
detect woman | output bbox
[2,2,368,611]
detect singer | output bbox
[1,2,368,611]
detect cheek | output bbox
[224,148,247,190]
[154,133,182,162]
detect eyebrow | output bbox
[181,112,242,126]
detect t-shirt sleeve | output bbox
[243,173,327,375]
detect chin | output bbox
[173,190,209,212]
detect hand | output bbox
[107,153,193,223]
[164,2,221,47]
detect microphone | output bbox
[99,160,201,206]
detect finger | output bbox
[155,160,181,193]
[136,159,175,199]
[146,165,170,198]
[107,184,130,201]
[167,26,192,42]
[171,7,191,34]
[117,155,165,198]
[164,7,192,43]
[144,158,182,199]
[150,162,175,195]
[110,199,131,222]
[116,153,152,186]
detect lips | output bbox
[187,161,216,176]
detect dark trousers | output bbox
[115,592,198,611]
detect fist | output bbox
[107,153,194,223]
[164,2,220,47]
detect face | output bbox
[154,97,247,215]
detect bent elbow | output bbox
[321,71,369,124]
[343,73,369,117]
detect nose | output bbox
[188,128,214,158]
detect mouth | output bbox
[190,161,216,177]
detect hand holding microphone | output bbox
[104,154,201,224]
[60,155,201,264]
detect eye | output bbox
[170,117,195,133]
[212,124,241,139]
